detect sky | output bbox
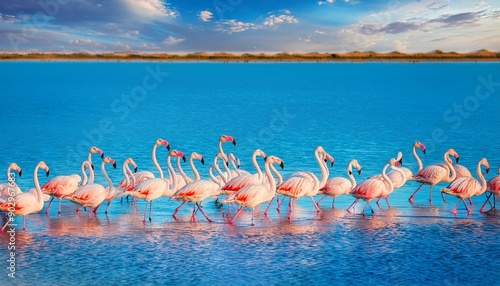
[0,0,499,53]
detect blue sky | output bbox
[1,0,499,53]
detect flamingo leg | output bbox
[287,199,294,221]
[58,198,63,214]
[429,185,434,204]
[197,203,212,222]
[105,200,111,214]
[45,197,54,214]
[462,199,471,214]
[310,197,321,213]
[22,216,26,230]
[385,197,391,208]
[276,195,283,212]
[441,191,447,203]
[376,197,382,208]
[264,197,274,216]
[149,201,153,221]
[230,206,244,224]
[332,197,335,209]
[89,207,93,220]
[251,208,255,226]
[316,195,327,206]
[468,197,473,206]
[346,199,358,213]
[361,202,375,216]
[451,199,463,215]
[143,202,148,223]
[480,193,492,213]
[408,183,424,203]
[1,219,9,232]
[173,201,186,218]
[190,204,197,222]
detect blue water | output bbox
[1,61,499,285]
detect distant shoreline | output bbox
[1,50,499,62]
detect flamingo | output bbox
[177,152,205,184]
[0,161,50,231]
[480,166,500,212]
[222,155,284,225]
[317,159,362,208]
[119,139,170,198]
[42,146,104,214]
[130,150,185,223]
[221,149,267,195]
[102,158,137,214]
[171,153,224,220]
[0,163,23,203]
[347,156,401,216]
[408,148,460,203]
[441,158,490,215]
[380,142,426,184]
[276,146,329,220]
[366,152,407,206]
[65,157,116,220]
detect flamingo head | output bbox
[103,157,117,169]
[396,151,403,165]
[192,152,204,165]
[480,158,490,174]
[315,146,326,156]
[90,146,104,159]
[9,163,22,177]
[215,152,229,166]
[323,153,334,167]
[170,150,186,162]
[126,158,138,173]
[351,159,362,175]
[415,141,427,154]
[448,149,459,163]
[389,158,401,168]
[220,135,236,146]
[156,138,170,151]
[266,156,284,169]
[37,161,50,177]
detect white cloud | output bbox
[216,20,260,33]
[393,40,408,51]
[474,1,489,8]
[162,35,185,45]
[69,39,101,47]
[318,0,334,5]
[199,10,213,22]
[122,0,179,19]
[264,14,298,26]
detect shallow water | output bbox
[0,62,499,285]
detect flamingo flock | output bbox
[0,137,498,231]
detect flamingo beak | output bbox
[349,170,352,175]
[455,156,459,163]
[182,155,186,162]
[112,162,117,169]
[232,139,236,146]
[358,169,362,175]
[279,161,284,169]
[167,144,171,151]
[226,161,229,167]
[486,168,490,174]
[330,161,334,167]
[18,170,22,177]
[399,158,403,165]
[264,156,268,161]
[134,166,138,173]
[423,149,426,155]
[91,164,95,170]
[46,170,50,177]
[201,158,205,165]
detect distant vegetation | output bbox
[1,49,499,62]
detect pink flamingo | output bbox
[222,155,284,225]
[0,161,50,231]
[102,158,137,214]
[317,159,362,208]
[131,150,185,223]
[276,146,329,220]
[119,139,169,198]
[409,148,460,203]
[347,156,401,216]
[367,152,407,206]
[302,153,334,210]
[171,152,225,220]
[0,163,23,203]
[382,142,426,184]
[221,149,267,195]
[441,158,490,215]
[65,157,116,220]
[480,166,500,212]
[177,152,205,184]
[42,146,104,214]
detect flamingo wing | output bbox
[350,179,384,199]
[172,180,219,202]
[276,173,314,199]
[442,177,479,198]
[226,184,270,208]
[321,177,351,196]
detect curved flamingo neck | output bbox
[315,149,329,189]
[101,161,113,191]
[264,162,276,194]
[477,162,487,194]
[81,161,89,185]
[87,150,92,164]
[208,166,223,188]
[152,143,164,179]
[444,152,456,182]
[381,163,394,192]
[125,164,135,187]
[413,145,423,171]
[177,156,188,182]
[229,154,242,176]
[269,164,283,185]
[218,140,225,157]
[88,162,95,184]
[393,166,407,188]
[122,161,130,188]
[191,156,201,181]
[34,163,44,207]
[222,158,232,182]
[252,151,263,180]
[166,155,177,193]
[6,163,14,181]
[346,161,356,189]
